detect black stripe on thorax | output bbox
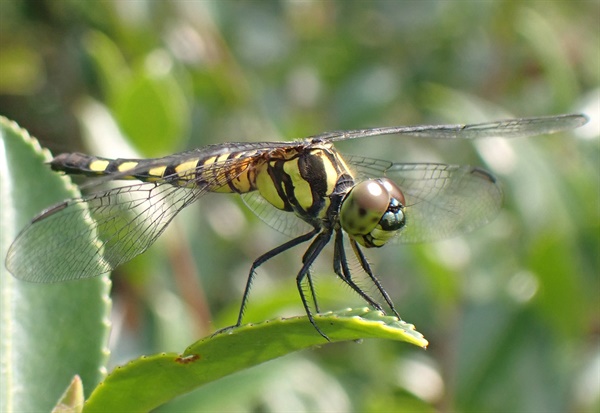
[268,159,294,211]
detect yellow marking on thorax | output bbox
[283,157,313,211]
[313,149,342,219]
[256,161,286,210]
[88,160,110,172]
[333,152,352,178]
[319,150,345,196]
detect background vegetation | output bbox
[1,1,598,411]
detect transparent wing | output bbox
[6,181,203,282]
[346,155,503,243]
[242,191,313,238]
[313,113,587,143]
[6,156,256,283]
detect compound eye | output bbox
[349,180,391,217]
[340,178,407,248]
[380,178,406,207]
[340,180,390,238]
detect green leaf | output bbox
[83,308,427,412]
[0,117,111,411]
[112,65,189,157]
[82,30,131,101]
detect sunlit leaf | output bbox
[83,308,427,412]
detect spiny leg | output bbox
[232,228,319,328]
[350,238,401,320]
[296,230,333,340]
[304,268,320,313]
[333,228,385,313]
[300,232,331,314]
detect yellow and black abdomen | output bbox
[49,150,260,193]
[50,153,153,179]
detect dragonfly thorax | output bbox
[253,144,352,226]
[340,178,406,248]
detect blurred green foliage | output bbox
[1,0,598,411]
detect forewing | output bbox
[313,114,587,143]
[346,155,502,243]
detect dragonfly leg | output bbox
[333,228,385,313]
[304,269,320,313]
[296,230,333,341]
[234,228,319,328]
[350,239,401,320]
[300,231,333,314]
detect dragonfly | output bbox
[6,113,587,339]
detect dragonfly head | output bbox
[340,178,406,248]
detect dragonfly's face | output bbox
[340,178,406,248]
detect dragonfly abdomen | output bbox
[50,153,158,180]
[49,151,259,193]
